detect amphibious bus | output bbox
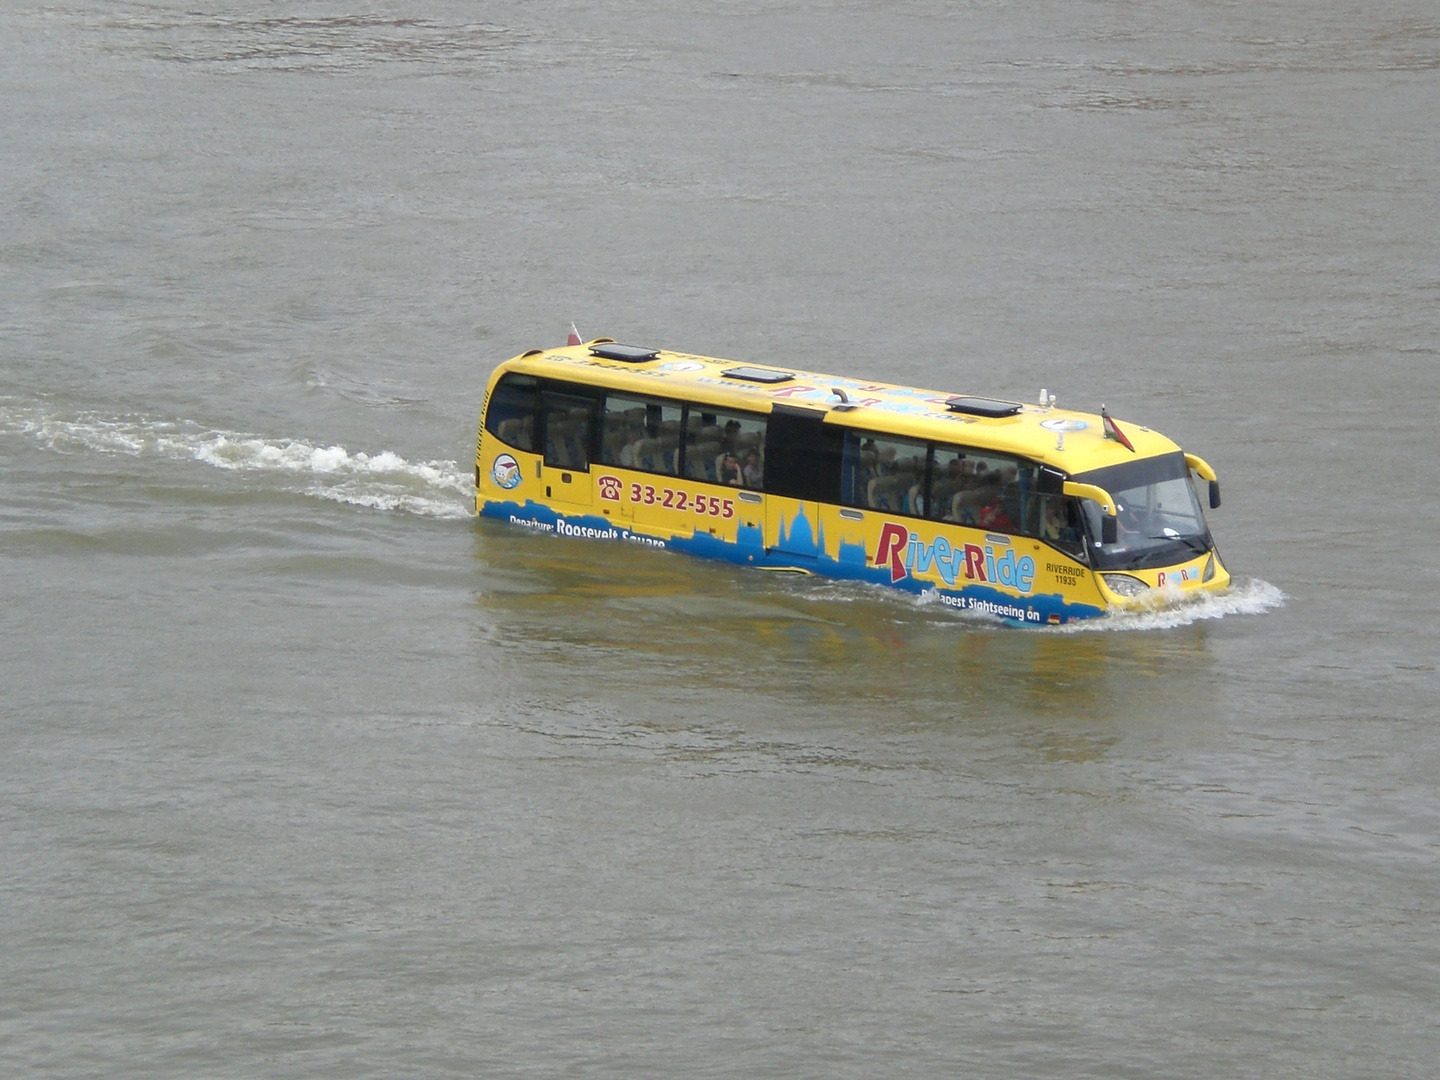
[475,337,1229,625]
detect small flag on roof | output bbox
[1101,405,1136,452]
[567,322,583,347]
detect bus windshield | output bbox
[1074,451,1212,570]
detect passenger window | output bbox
[541,392,596,471]
[1013,463,1085,554]
[927,446,968,521]
[842,432,928,515]
[934,447,1019,532]
[600,393,680,476]
[1029,491,1086,553]
[687,408,766,488]
[484,373,538,452]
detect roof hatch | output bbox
[944,396,1024,418]
[721,366,794,384]
[590,343,660,363]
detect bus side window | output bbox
[1036,495,1085,554]
[599,392,680,476]
[937,448,1017,530]
[1019,464,1085,555]
[842,431,927,515]
[541,391,597,471]
[928,446,969,521]
[694,408,766,488]
[484,373,538,452]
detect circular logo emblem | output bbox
[1039,418,1089,433]
[659,361,704,372]
[491,453,521,489]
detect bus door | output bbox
[539,390,597,515]
[764,407,843,561]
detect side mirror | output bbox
[1209,480,1221,509]
[1101,516,1118,545]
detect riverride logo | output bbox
[875,522,1036,593]
[491,453,521,490]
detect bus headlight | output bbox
[1202,553,1216,583]
[1102,573,1150,598]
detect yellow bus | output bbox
[475,337,1229,625]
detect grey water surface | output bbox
[3,2,1438,1077]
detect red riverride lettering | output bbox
[874,521,1036,593]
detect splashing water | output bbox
[1052,577,1286,632]
[5,405,473,520]
[783,553,1282,630]
[914,576,1284,630]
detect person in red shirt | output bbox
[980,495,1014,532]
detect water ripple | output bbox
[5,404,472,520]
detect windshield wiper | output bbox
[1149,534,1208,555]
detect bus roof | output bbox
[491,339,1182,476]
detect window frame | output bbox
[597,390,768,489]
[686,404,768,491]
[483,372,540,453]
[838,428,1082,548]
[539,388,600,472]
[599,391,684,478]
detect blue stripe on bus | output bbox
[479,499,1103,626]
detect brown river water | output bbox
[2,2,1437,1076]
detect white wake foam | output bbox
[6,406,473,519]
[780,559,1282,630]
[1052,577,1286,632]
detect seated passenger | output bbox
[1040,500,1070,541]
[980,494,1015,532]
[1113,503,1146,547]
[742,449,763,488]
[721,420,742,453]
[717,452,743,486]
